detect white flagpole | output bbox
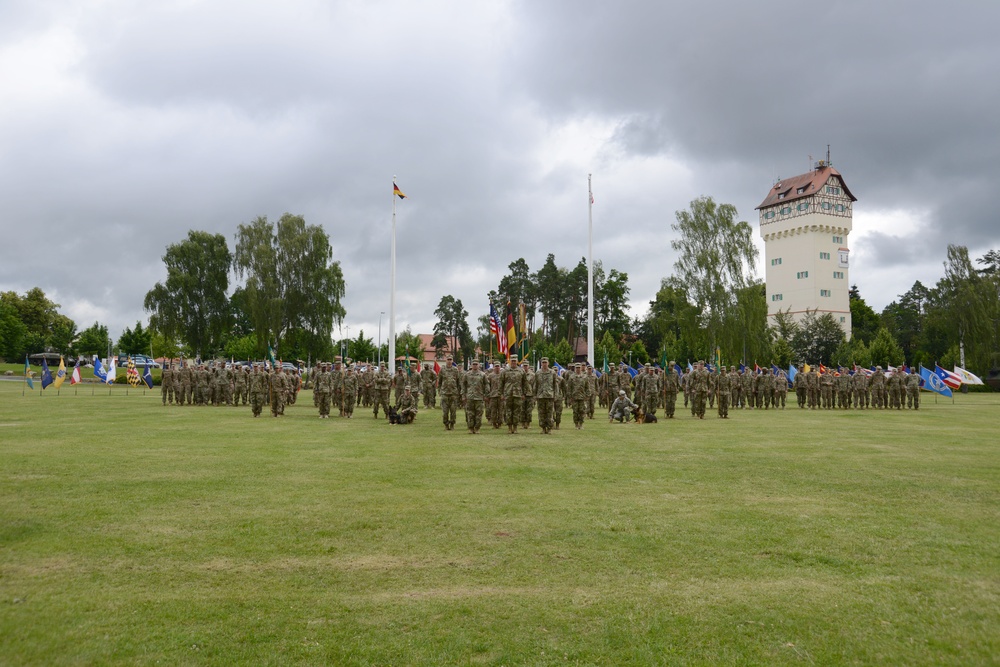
[587,174,594,368]
[389,177,397,377]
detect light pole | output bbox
[378,312,384,366]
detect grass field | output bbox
[2,381,998,665]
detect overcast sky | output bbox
[3,0,999,345]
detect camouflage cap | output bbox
[540,357,549,363]
[668,360,676,365]
[510,354,518,361]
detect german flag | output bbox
[393,182,407,199]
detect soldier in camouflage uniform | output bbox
[905,369,920,409]
[533,357,557,434]
[520,360,535,429]
[717,365,731,418]
[870,366,886,409]
[462,359,487,433]
[774,369,788,409]
[269,367,285,417]
[397,386,418,424]
[568,363,592,429]
[420,363,437,409]
[806,367,820,409]
[249,364,267,417]
[343,366,358,418]
[819,368,834,409]
[393,364,408,406]
[707,366,717,409]
[836,368,851,409]
[663,362,680,419]
[373,362,392,418]
[740,367,754,410]
[853,368,869,409]
[487,362,503,429]
[499,355,526,434]
[585,366,598,419]
[315,362,331,418]
[331,361,345,417]
[161,362,173,405]
[636,364,657,420]
[793,364,806,408]
[887,368,904,410]
[438,355,462,431]
[552,365,565,430]
[690,360,709,419]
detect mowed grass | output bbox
[1,382,998,666]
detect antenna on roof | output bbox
[827,144,831,166]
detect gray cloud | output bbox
[2,0,998,345]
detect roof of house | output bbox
[756,165,857,210]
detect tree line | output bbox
[3,200,997,379]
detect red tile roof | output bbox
[756,166,856,210]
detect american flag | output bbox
[489,302,507,356]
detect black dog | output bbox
[388,407,402,424]
[631,406,658,423]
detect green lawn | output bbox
[1,383,998,665]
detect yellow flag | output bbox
[803,363,811,373]
[53,356,67,389]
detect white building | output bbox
[756,160,856,338]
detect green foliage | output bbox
[593,330,620,370]
[869,327,906,368]
[849,285,881,345]
[551,338,574,366]
[118,321,153,355]
[223,334,257,361]
[0,287,75,357]
[144,230,232,358]
[346,330,378,364]
[791,311,845,365]
[233,214,346,362]
[75,322,111,358]
[771,337,793,368]
[0,299,28,361]
[432,295,474,363]
[670,196,758,348]
[628,339,650,366]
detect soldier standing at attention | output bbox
[161,362,173,406]
[342,366,358,418]
[717,365,732,418]
[249,364,266,417]
[870,366,886,409]
[707,365,717,410]
[836,368,851,409]
[462,359,487,434]
[888,368,904,410]
[499,355,525,434]
[486,362,503,429]
[691,360,709,419]
[373,362,392,419]
[585,366,598,419]
[532,357,557,434]
[393,364,407,406]
[331,361,345,417]
[774,369,788,409]
[904,369,920,409]
[663,362,680,419]
[420,363,436,409]
[793,364,806,408]
[269,367,284,417]
[638,364,657,420]
[315,362,331,419]
[520,360,535,429]
[568,363,591,429]
[437,355,461,431]
[739,366,752,409]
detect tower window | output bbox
[780,206,791,215]
[826,186,841,195]
[833,271,844,279]
[836,204,845,212]
[771,294,783,302]
[797,271,809,279]
[764,211,775,219]
[832,235,843,243]
[797,202,809,211]
[820,289,831,297]
[820,252,831,260]
[821,202,832,210]
[771,258,782,266]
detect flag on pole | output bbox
[393,182,407,199]
[934,364,962,390]
[126,357,140,387]
[953,366,984,385]
[920,365,953,397]
[41,358,54,389]
[24,356,34,389]
[70,359,82,385]
[267,344,277,371]
[93,356,108,383]
[143,363,154,389]
[54,356,67,389]
[489,302,507,357]
[788,364,797,385]
[106,357,117,385]
[505,302,516,360]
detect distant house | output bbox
[415,333,455,363]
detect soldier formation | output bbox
[159,356,925,428]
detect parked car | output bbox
[117,354,161,368]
